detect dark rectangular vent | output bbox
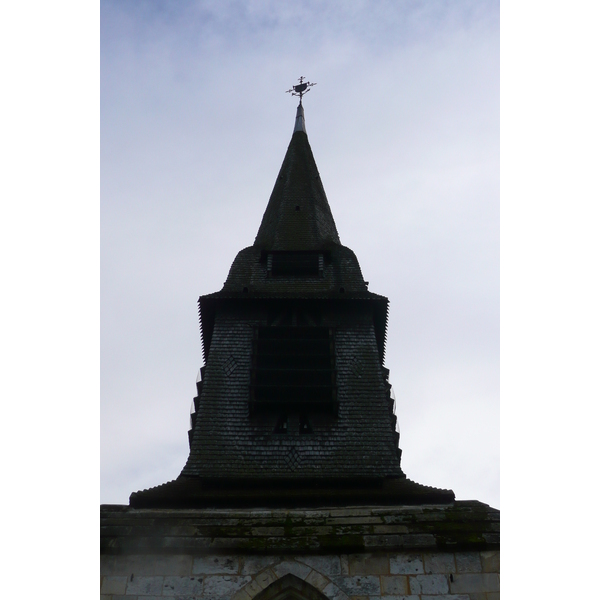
[250,327,336,414]
[268,252,323,277]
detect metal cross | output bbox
[286,76,316,104]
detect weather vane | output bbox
[286,76,316,104]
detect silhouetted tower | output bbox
[130,82,453,507]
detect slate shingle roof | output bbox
[254,129,340,251]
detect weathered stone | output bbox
[390,554,424,575]
[241,556,279,575]
[126,576,163,596]
[332,575,380,596]
[401,533,437,547]
[364,534,403,548]
[327,517,383,525]
[340,555,349,575]
[255,569,278,589]
[423,553,456,573]
[251,527,285,536]
[161,576,203,596]
[380,596,419,600]
[305,570,331,591]
[238,578,264,598]
[487,593,500,600]
[329,509,373,517]
[322,582,349,600]
[454,552,482,573]
[232,588,253,600]
[380,575,409,595]
[449,573,499,594]
[348,553,389,575]
[372,524,409,534]
[297,555,342,577]
[408,574,449,595]
[294,526,334,536]
[101,555,193,577]
[271,560,312,580]
[480,550,500,573]
[203,575,252,598]
[193,555,239,575]
[101,576,128,595]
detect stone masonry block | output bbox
[193,555,239,575]
[305,569,331,591]
[380,575,409,595]
[297,555,342,577]
[401,533,437,547]
[480,550,500,573]
[238,577,264,598]
[487,593,500,600]
[322,581,349,600]
[390,554,424,575]
[255,569,278,589]
[101,576,128,595]
[464,593,486,600]
[449,573,500,594]
[332,575,380,596]
[232,589,253,600]
[424,553,456,573]
[329,508,373,517]
[348,553,389,575]
[161,576,203,596]
[408,574,449,595]
[454,552,482,573]
[251,527,285,536]
[272,560,312,580]
[379,596,419,600]
[340,555,349,575]
[126,576,163,596]
[372,525,409,534]
[102,555,192,577]
[241,556,279,575]
[203,575,252,599]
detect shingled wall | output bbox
[181,300,401,481]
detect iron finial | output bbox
[286,76,316,104]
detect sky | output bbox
[101,0,499,508]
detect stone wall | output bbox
[101,502,499,599]
[101,550,499,600]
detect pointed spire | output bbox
[294,102,306,133]
[254,110,340,251]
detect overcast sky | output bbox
[101,0,499,508]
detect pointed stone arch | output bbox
[252,573,331,600]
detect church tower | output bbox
[129,83,451,508]
[101,81,499,600]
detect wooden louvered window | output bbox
[250,327,337,415]
[267,252,324,277]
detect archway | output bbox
[252,573,330,600]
